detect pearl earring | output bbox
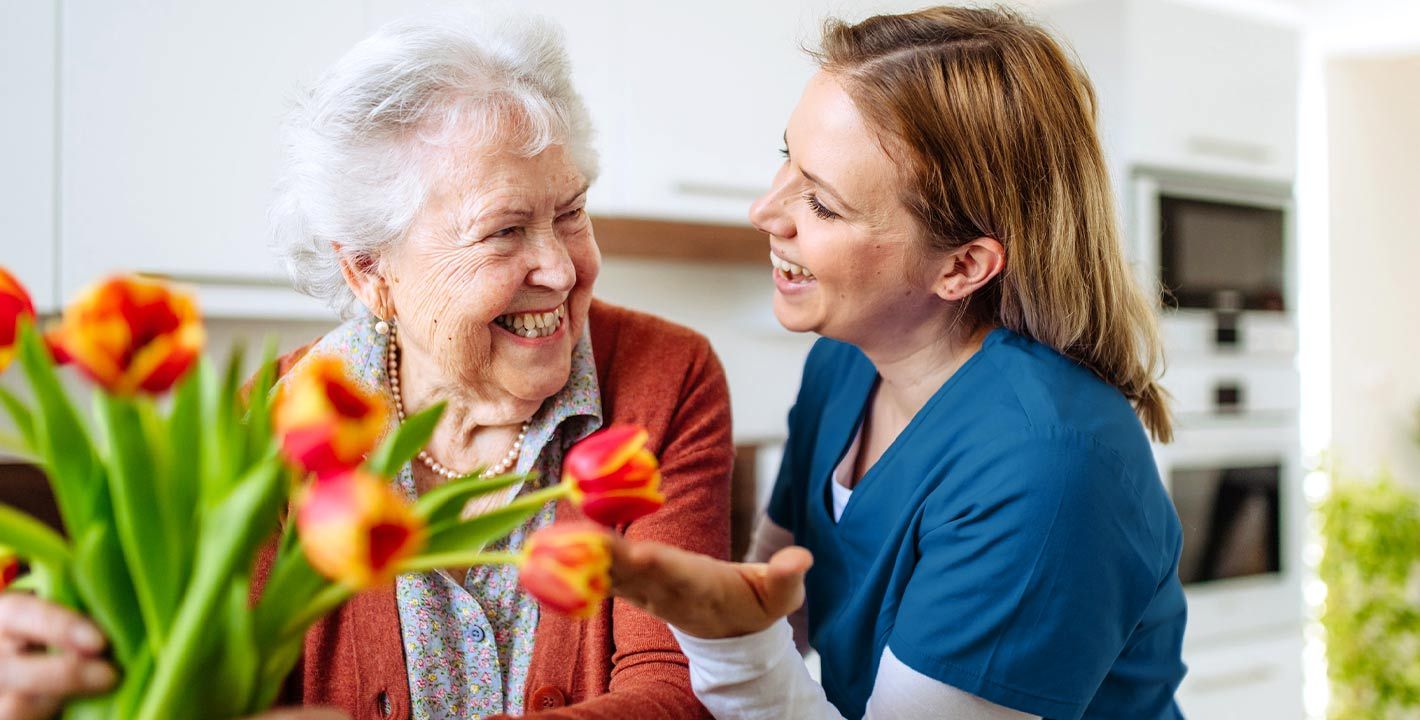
[375,318,391,335]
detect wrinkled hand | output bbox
[609,536,813,639]
[0,594,116,720]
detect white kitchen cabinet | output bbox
[59,0,364,317]
[598,0,928,223]
[1042,0,1301,183]
[1177,628,1305,720]
[1,0,59,311]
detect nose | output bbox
[525,231,576,294]
[748,166,797,240]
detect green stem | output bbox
[506,484,569,513]
[397,550,521,575]
[277,584,354,641]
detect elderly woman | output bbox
[0,13,728,720]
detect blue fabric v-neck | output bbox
[767,329,1187,720]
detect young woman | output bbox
[611,7,1187,719]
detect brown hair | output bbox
[815,5,1172,442]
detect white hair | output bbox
[269,11,599,317]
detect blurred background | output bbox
[2,0,1419,717]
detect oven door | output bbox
[1154,422,1305,647]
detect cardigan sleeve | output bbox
[502,332,732,720]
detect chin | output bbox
[772,299,818,335]
[505,360,574,403]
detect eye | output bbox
[557,207,586,223]
[778,146,789,160]
[803,192,840,221]
[489,226,521,239]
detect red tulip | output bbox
[0,546,19,591]
[295,471,425,589]
[517,524,612,618]
[51,275,203,395]
[0,267,36,373]
[43,324,72,365]
[562,425,665,526]
[273,355,389,478]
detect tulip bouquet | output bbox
[0,267,666,719]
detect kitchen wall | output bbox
[1325,52,1420,482]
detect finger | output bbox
[760,546,814,618]
[0,595,107,654]
[0,653,117,696]
[0,693,62,720]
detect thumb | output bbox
[761,546,813,618]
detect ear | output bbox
[333,242,393,318]
[932,237,1005,302]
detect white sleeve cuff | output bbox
[670,620,844,720]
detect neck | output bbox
[859,318,994,423]
[390,331,536,475]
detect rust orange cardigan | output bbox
[251,300,731,720]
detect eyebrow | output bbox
[470,181,592,226]
[557,182,591,211]
[783,131,857,215]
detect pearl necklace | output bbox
[385,323,529,480]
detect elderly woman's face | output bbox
[382,142,598,404]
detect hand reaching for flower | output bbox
[607,536,814,640]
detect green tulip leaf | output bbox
[415,471,532,526]
[15,323,100,533]
[419,492,549,558]
[252,541,327,655]
[0,384,36,452]
[0,502,70,567]
[135,453,285,720]
[70,521,145,666]
[366,401,445,478]
[95,394,177,646]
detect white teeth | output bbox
[770,251,815,280]
[495,303,567,338]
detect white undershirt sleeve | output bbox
[671,619,1040,720]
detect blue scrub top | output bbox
[767,329,1188,720]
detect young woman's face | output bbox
[749,71,947,349]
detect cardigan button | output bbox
[530,685,566,710]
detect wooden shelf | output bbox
[591,216,767,264]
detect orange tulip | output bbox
[295,470,425,589]
[51,275,203,395]
[517,524,612,618]
[0,546,19,591]
[273,355,389,478]
[0,267,36,373]
[562,424,665,526]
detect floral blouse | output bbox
[323,315,602,719]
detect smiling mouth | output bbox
[493,303,566,338]
[770,251,816,282]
